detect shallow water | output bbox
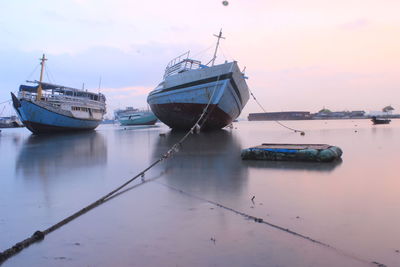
[1,120,399,266]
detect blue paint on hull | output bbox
[254,148,298,153]
[147,79,243,129]
[119,113,158,126]
[14,99,100,134]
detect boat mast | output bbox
[98,76,102,93]
[36,54,47,101]
[210,29,225,66]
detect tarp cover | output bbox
[19,85,38,92]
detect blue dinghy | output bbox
[241,144,343,162]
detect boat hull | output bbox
[149,103,232,130]
[372,121,391,125]
[371,118,391,125]
[119,113,158,126]
[147,62,249,130]
[12,95,101,134]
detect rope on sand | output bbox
[0,75,223,264]
[156,181,386,267]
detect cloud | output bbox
[41,10,69,23]
[339,19,371,31]
[71,0,89,4]
[102,86,153,96]
[101,85,154,114]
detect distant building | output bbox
[349,110,365,117]
[248,111,312,121]
[247,109,376,121]
[367,111,392,117]
[0,116,23,128]
[313,110,365,119]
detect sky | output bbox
[0,0,399,118]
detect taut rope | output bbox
[249,89,305,135]
[0,74,223,264]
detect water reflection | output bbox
[117,125,160,131]
[0,131,24,148]
[152,130,248,195]
[371,125,394,136]
[242,159,342,172]
[16,132,107,179]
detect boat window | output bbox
[72,106,91,112]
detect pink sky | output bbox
[1,0,399,117]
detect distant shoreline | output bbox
[247,111,400,121]
[247,116,400,121]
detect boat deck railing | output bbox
[164,51,202,79]
[18,91,106,108]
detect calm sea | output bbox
[1,120,399,266]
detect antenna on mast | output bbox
[36,54,47,101]
[98,76,102,93]
[210,29,225,66]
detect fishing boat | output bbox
[147,30,249,130]
[115,107,157,126]
[0,116,23,128]
[11,54,106,134]
[371,116,391,125]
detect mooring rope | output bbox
[44,65,53,84]
[249,89,305,135]
[0,171,167,264]
[0,128,192,264]
[45,63,57,84]
[198,73,223,128]
[0,105,6,116]
[156,181,386,267]
[0,99,11,105]
[191,44,215,60]
[25,63,40,82]
[0,74,222,264]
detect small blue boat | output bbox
[115,107,157,126]
[118,111,157,126]
[241,144,343,162]
[11,55,106,134]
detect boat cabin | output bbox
[19,82,106,103]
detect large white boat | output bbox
[11,55,106,134]
[147,30,249,130]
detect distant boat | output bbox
[11,54,106,134]
[147,30,249,130]
[371,116,391,125]
[115,107,157,126]
[0,116,23,128]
